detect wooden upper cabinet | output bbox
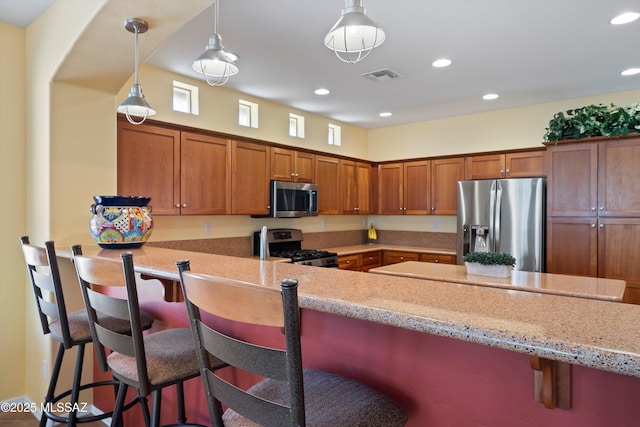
[377,163,403,215]
[378,161,430,215]
[315,155,340,214]
[598,139,640,217]
[465,154,505,180]
[546,142,598,217]
[340,160,372,214]
[270,147,315,183]
[466,150,546,180]
[404,161,431,215]
[180,132,231,215]
[431,157,464,215]
[117,121,181,215]
[231,141,270,215]
[506,151,546,178]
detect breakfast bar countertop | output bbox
[57,245,640,379]
[368,261,626,301]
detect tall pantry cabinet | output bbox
[546,137,640,304]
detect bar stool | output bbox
[177,259,408,427]
[19,236,154,426]
[72,248,226,427]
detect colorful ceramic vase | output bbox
[89,196,153,249]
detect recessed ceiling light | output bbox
[610,12,640,25]
[432,58,452,68]
[314,88,330,95]
[621,68,640,76]
[379,112,392,117]
[483,93,499,100]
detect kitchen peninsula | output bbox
[57,246,640,426]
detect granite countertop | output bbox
[58,245,640,379]
[322,244,456,256]
[369,261,626,301]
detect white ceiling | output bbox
[3,0,640,129]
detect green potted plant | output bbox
[543,103,640,143]
[463,252,516,278]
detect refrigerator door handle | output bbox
[493,183,502,252]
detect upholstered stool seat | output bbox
[50,309,154,343]
[223,368,408,427]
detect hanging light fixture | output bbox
[192,0,239,86]
[324,0,386,64]
[117,18,156,125]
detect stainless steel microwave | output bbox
[269,180,318,218]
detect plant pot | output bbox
[89,196,154,249]
[465,262,512,278]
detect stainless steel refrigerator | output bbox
[456,177,546,272]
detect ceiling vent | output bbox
[362,68,401,83]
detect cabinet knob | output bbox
[435,259,439,263]
[175,204,180,208]
[506,169,510,175]
[591,224,596,228]
[346,260,351,264]
[599,206,604,210]
[591,207,596,211]
[400,256,404,260]
[182,204,187,208]
[500,169,504,175]
[600,224,604,228]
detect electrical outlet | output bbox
[321,219,326,230]
[204,222,212,234]
[42,360,48,380]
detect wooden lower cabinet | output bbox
[547,217,640,304]
[338,251,381,272]
[420,253,456,264]
[382,251,420,265]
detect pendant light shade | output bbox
[192,0,238,86]
[324,0,386,64]
[117,18,156,125]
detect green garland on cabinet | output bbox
[544,103,640,142]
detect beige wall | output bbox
[0,22,27,401]
[368,89,640,161]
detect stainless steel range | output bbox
[253,228,338,267]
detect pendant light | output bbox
[192,0,239,86]
[324,0,386,64]
[117,18,156,125]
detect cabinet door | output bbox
[431,157,464,215]
[546,142,598,217]
[598,139,640,217]
[546,217,597,276]
[231,141,270,215]
[315,155,340,214]
[270,147,295,182]
[383,251,420,265]
[465,154,505,179]
[117,121,180,215]
[180,132,231,215]
[506,151,546,178]
[295,151,315,183]
[378,163,403,215]
[340,160,358,214]
[598,218,640,301]
[420,254,456,264]
[338,254,360,271]
[356,162,372,214]
[359,251,381,271]
[404,161,431,215]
